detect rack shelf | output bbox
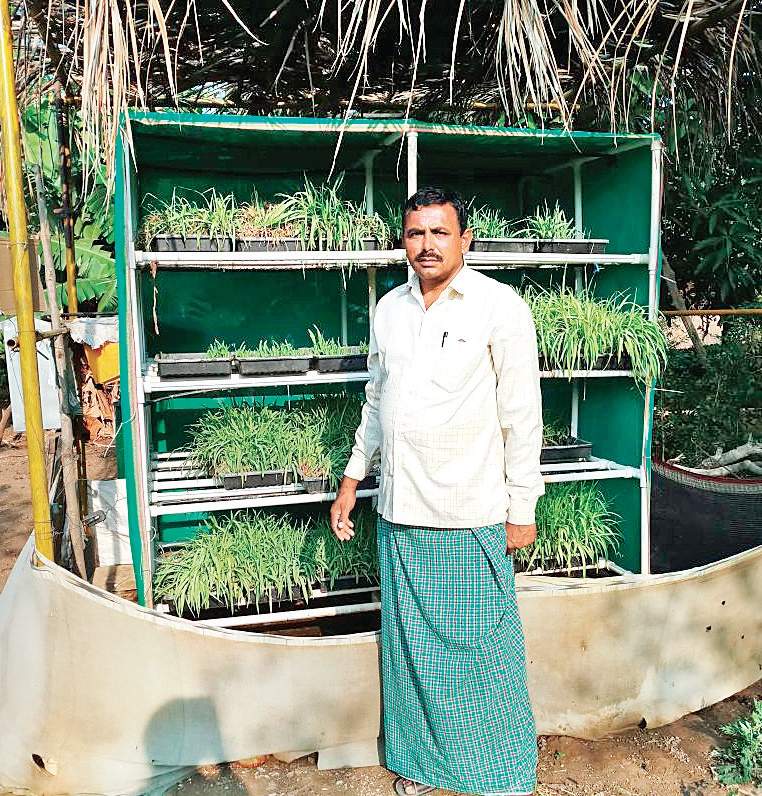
[118,116,662,608]
[158,585,382,629]
[148,452,639,517]
[142,363,371,395]
[135,248,649,270]
[142,363,634,395]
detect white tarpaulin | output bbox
[90,479,131,566]
[66,316,118,349]
[1,538,760,796]
[2,317,60,432]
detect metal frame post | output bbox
[406,130,418,198]
[123,150,155,606]
[639,138,663,574]
[364,151,379,334]
[0,0,53,560]
[648,140,663,321]
[406,131,418,281]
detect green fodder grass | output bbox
[468,204,516,238]
[525,287,668,385]
[514,481,621,574]
[184,395,363,488]
[520,200,576,239]
[154,507,378,615]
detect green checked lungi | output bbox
[377,516,537,796]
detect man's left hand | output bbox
[505,522,536,553]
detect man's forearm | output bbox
[338,475,360,493]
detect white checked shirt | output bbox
[344,264,544,528]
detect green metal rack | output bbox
[116,114,662,614]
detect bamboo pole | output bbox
[54,91,78,313]
[35,166,87,578]
[663,308,762,317]
[0,0,53,560]
[54,90,89,520]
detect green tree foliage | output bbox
[655,341,761,466]
[20,98,116,311]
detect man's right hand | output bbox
[330,477,359,541]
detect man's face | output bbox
[403,203,472,285]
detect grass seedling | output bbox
[185,395,364,489]
[520,200,576,240]
[283,176,391,250]
[524,287,668,385]
[307,326,369,356]
[140,188,238,247]
[543,420,571,446]
[234,194,298,239]
[185,404,302,477]
[154,507,379,615]
[468,204,516,238]
[514,482,621,574]
[205,339,232,359]
[384,201,404,243]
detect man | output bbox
[330,187,543,796]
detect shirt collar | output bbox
[407,263,472,298]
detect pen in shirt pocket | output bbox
[441,331,448,348]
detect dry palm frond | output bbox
[5,0,758,195]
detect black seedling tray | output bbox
[151,235,235,252]
[357,474,379,491]
[593,353,632,371]
[541,438,592,464]
[237,355,312,376]
[235,237,383,252]
[222,470,296,490]
[471,238,534,253]
[538,353,632,372]
[157,353,232,378]
[535,239,608,254]
[300,474,330,494]
[314,348,368,373]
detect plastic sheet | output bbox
[1,537,760,795]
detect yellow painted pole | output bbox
[0,0,53,559]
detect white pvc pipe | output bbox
[648,140,663,320]
[134,250,648,267]
[573,161,583,235]
[367,266,377,335]
[123,155,155,607]
[199,600,381,629]
[340,281,348,345]
[406,130,418,198]
[364,153,376,214]
[570,381,580,438]
[640,469,650,575]
[149,488,380,518]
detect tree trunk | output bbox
[661,254,708,367]
[34,167,87,579]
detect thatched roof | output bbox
[11,0,762,182]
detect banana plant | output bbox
[21,98,116,312]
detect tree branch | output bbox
[662,254,708,367]
[699,442,762,469]
[687,0,747,37]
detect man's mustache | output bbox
[415,251,443,262]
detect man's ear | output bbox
[461,228,474,253]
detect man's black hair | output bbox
[403,187,468,234]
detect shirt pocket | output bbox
[430,337,483,393]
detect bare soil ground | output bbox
[1,435,759,796]
[168,679,762,796]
